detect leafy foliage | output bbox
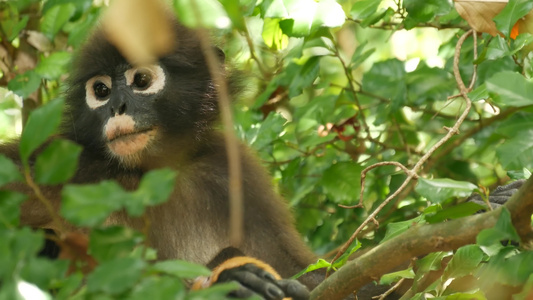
[0,0,532,299]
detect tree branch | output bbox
[310,176,533,300]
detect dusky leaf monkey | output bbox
[0,15,315,300]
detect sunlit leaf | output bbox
[174,0,230,28]
[415,178,477,204]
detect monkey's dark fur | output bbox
[0,21,321,292]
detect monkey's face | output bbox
[84,64,166,166]
[64,27,218,169]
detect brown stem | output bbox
[311,176,533,300]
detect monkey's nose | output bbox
[110,102,127,116]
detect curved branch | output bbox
[310,176,533,300]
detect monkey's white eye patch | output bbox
[125,64,165,95]
[86,75,112,109]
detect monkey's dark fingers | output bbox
[492,179,525,194]
[218,264,285,299]
[277,279,310,300]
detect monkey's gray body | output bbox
[0,19,322,291]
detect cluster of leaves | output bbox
[0,0,533,299]
[0,100,238,298]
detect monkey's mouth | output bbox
[107,128,157,157]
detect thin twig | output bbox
[23,167,65,235]
[328,30,476,274]
[190,1,243,247]
[373,278,406,300]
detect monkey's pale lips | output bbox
[107,128,156,156]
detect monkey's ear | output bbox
[192,256,310,300]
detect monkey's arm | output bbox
[467,180,525,209]
[193,254,309,300]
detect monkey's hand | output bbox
[192,257,310,300]
[468,180,525,210]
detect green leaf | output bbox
[288,56,321,97]
[493,0,533,37]
[478,249,533,286]
[332,239,361,268]
[128,277,185,300]
[350,0,380,20]
[320,162,362,204]
[261,0,289,18]
[350,42,375,69]
[403,0,452,29]
[312,0,345,31]
[0,14,29,42]
[415,178,477,204]
[35,52,72,80]
[362,59,406,108]
[61,181,127,227]
[424,202,485,223]
[496,129,533,169]
[382,215,425,243]
[151,260,211,279]
[7,71,41,99]
[483,35,511,61]
[486,71,533,107]
[442,245,483,281]
[40,3,76,40]
[0,155,23,186]
[87,257,146,294]
[416,252,448,273]
[34,139,82,185]
[380,268,415,285]
[219,0,246,30]
[20,258,69,289]
[0,227,44,277]
[187,282,240,298]
[174,0,230,28]
[126,169,176,216]
[248,112,286,151]
[292,258,331,279]
[0,191,27,228]
[262,18,289,51]
[89,227,144,262]
[19,98,65,165]
[477,208,520,256]
[507,168,531,180]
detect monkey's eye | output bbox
[133,72,152,89]
[93,82,111,99]
[125,65,165,95]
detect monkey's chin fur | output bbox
[107,129,157,165]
